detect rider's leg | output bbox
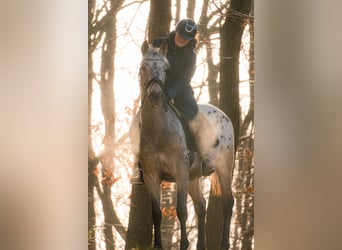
[174,94,218,176]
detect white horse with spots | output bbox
[129,41,234,250]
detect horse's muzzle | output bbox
[149,88,163,106]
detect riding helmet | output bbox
[175,19,197,40]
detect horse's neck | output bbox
[140,104,179,133]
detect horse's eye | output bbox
[140,65,147,73]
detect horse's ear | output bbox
[159,41,168,56]
[141,40,149,55]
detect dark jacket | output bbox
[153,31,198,119]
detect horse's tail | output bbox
[210,172,221,196]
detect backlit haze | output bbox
[91,1,251,249]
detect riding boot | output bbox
[130,162,144,185]
[188,112,218,176]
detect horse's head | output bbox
[139,40,169,109]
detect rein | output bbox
[145,77,165,93]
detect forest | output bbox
[88,0,254,249]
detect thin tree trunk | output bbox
[88,56,98,250]
[240,0,254,137]
[88,0,97,248]
[148,0,172,43]
[88,161,97,250]
[201,0,220,245]
[240,3,254,248]
[198,0,220,106]
[161,183,177,249]
[175,0,181,24]
[219,0,252,149]
[231,138,254,249]
[98,1,125,248]
[125,185,153,249]
[187,0,196,20]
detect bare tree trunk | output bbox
[88,161,97,250]
[126,1,173,249]
[88,0,98,249]
[148,0,172,43]
[219,0,252,149]
[240,0,254,137]
[97,1,125,249]
[125,185,153,249]
[88,55,98,250]
[198,0,219,106]
[240,3,254,249]
[231,138,254,249]
[100,25,116,250]
[187,0,196,20]
[175,0,181,24]
[161,183,177,249]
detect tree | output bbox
[187,0,196,20]
[88,0,100,249]
[148,0,172,43]
[88,1,125,249]
[126,1,172,249]
[232,2,254,249]
[219,0,252,148]
[207,0,253,248]
[197,0,227,106]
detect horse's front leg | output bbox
[176,167,189,250]
[144,175,163,249]
[189,179,206,250]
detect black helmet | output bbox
[175,19,197,40]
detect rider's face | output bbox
[175,32,190,48]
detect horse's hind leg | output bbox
[221,192,234,250]
[145,176,163,249]
[216,151,234,250]
[189,179,206,250]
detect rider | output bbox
[131,19,218,184]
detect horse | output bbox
[130,40,235,250]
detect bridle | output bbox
[139,56,169,110]
[144,77,165,95]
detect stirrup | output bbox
[130,172,144,185]
[130,176,144,185]
[130,163,144,185]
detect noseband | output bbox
[144,77,165,94]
